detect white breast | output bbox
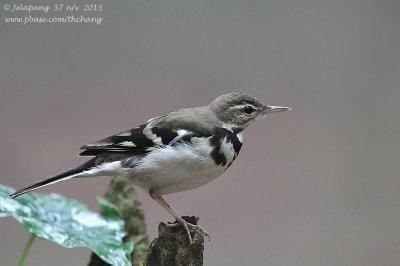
[129,137,227,195]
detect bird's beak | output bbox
[263,105,291,114]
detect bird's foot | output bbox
[163,216,210,244]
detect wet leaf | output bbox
[0,185,133,266]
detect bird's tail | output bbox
[10,159,95,199]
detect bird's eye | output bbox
[243,105,255,115]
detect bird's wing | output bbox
[79,123,199,156]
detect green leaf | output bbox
[0,185,133,266]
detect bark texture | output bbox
[144,216,204,266]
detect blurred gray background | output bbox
[1,0,400,265]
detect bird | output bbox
[10,92,290,243]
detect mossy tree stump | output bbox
[88,177,204,266]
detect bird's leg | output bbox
[150,194,210,244]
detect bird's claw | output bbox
[163,217,211,244]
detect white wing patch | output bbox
[143,125,164,146]
[118,141,137,147]
[115,131,132,137]
[85,141,114,147]
[177,129,189,136]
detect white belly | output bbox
[128,137,229,195]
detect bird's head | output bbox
[209,92,291,129]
